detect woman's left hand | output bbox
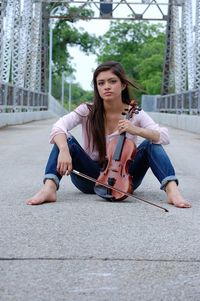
[118,119,137,135]
[118,119,160,142]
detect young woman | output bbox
[26,61,191,208]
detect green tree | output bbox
[135,34,165,94]
[52,19,98,75]
[95,21,165,97]
[52,74,93,109]
[48,5,98,100]
[65,83,93,108]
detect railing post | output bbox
[181,93,184,114]
[170,95,172,112]
[188,90,192,114]
[4,83,8,112]
[175,94,178,114]
[27,89,30,111]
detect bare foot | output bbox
[165,181,191,208]
[26,181,57,205]
[167,194,191,208]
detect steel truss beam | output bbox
[183,0,195,90]
[26,2,42,91]
[0,0,198,95]
[40,3,49,92]
[161,0,173,95]
[12,0,21,86]
[34,0,170,21]
[14,0,33,88]
[172,3,182,93]
[0,1,6,74]
[194,0,200,89]
[1,0,16,82]
[162,0,196,94]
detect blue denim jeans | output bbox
[44,137,178,193]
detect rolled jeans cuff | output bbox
[160,176,179,190]
[43,174,60,190]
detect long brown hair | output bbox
[86,61,138,163]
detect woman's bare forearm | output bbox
[54,133,72,175]
[133,127,160,142]
[53,133,69,151]
[118,120,160,143]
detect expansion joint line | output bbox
[0,257,199,263]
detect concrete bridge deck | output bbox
[0,118,200,301]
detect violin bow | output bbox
[72,170,169,212]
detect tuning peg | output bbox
[134,106,141,114]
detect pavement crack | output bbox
[0,257,200,263]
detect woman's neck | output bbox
[104,101,128,115]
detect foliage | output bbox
[95,21,166,97]
[48,4,98,101]
[52,19,98,76]
[50,10,166,107]
[52,73,93,109]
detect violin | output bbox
[71,100,169,212]
[94,100,140,201]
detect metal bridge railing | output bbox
[156,89,200,115]
[0,82,48,113]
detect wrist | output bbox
[59,145,68,151]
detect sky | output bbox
[68,19,111,90]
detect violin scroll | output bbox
[128,99,141,116]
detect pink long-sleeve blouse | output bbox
[49,103,169,161]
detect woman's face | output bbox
[96,70,125,102]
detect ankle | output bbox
[44,179,57,191]
[165,180,179,194]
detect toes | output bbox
[168,200,192,208]
[26,200,33,205]
[174,202,191,208]
[26,199,42,205]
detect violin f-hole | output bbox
[108,177,116,186]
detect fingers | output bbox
[118,121,126,133]
[65,164,72,176]
[57,151,72,176]
[57,162,72,176]
[118,120,132,133]
[118,120,126,129]
[118,126,125,134]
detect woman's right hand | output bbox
[57,148,72,176]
